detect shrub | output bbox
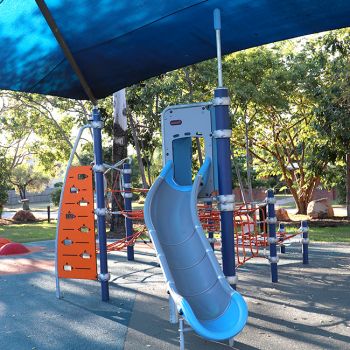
[0,184,8,220]
[51,186,62,206]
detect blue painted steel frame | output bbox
[279,223,286,254]
[123,163,134,261]
[214,87,236,287]
[92,107,109,301]
[301,220,309,264]
[267,189,278,283]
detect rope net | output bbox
[102,172,301,266]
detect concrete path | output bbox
[1,211,58,220]
[0,241,349,349]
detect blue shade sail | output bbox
[1,0,350,100]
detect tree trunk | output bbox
[232,155,247,205]
[19,187,26,200]
[110,89,128,237]
[293,180,317,215]
[128,113,149,189]
[295,197,309,215]
[346,153,350,218]
[145,157,152,186]
[195,138,203,166]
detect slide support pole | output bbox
[213,8,236,288]
[92,106,110,301]
[123,163,134,261]
[179,318,185,350]
[267,189,278,283]
[168,294,178,324]
[301,220,309,264]
[214,89,236,287]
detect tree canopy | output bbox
[1,28,349,214]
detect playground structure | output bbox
[1,1,350,349]
[54,9,310,349]
[104,170,310,275]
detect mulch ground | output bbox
[0,218,50,226]
[0,218,13,226]
[284,217,350,227]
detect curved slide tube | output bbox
[144,158,248,341]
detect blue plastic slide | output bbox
[144,158,248,341]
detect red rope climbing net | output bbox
[102,171,301,265]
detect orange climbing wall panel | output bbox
[57,166,97,280]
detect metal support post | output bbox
[267,189,278,283]
[279,223,286,254]
[301,220,309,264]
[213,9,237,288]
[169,294,178,324]
[92,106,110,302]
[123,163,134,261]
[179,317,185,350]
[47,205,51,223]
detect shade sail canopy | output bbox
[1,0,350,100]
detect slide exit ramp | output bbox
[144,158,248,341]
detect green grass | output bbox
[0,222,57,243]
[287,225,350,242]
[309,226,350,242]
[1,221,350,244]
[274,194,293,198]
[277,202,296,209]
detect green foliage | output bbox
[0,92,76,176]
[311,30,350,159]
[0,158,9,203]
[125,62,217,185]
[226,43,329,212]
[10,164,50,199]
[122,32,350,208]
[0,153,10,217]
[2,29,350,214]
[51,186,62,206]
[321,162,347,204]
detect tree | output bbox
[0,91,76,176]
[310,29,350,216]
[126,62,215,185]
[109,90,128,236]
[226,45,331,213]
[127,111,149,188]
[10,164,49,200]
